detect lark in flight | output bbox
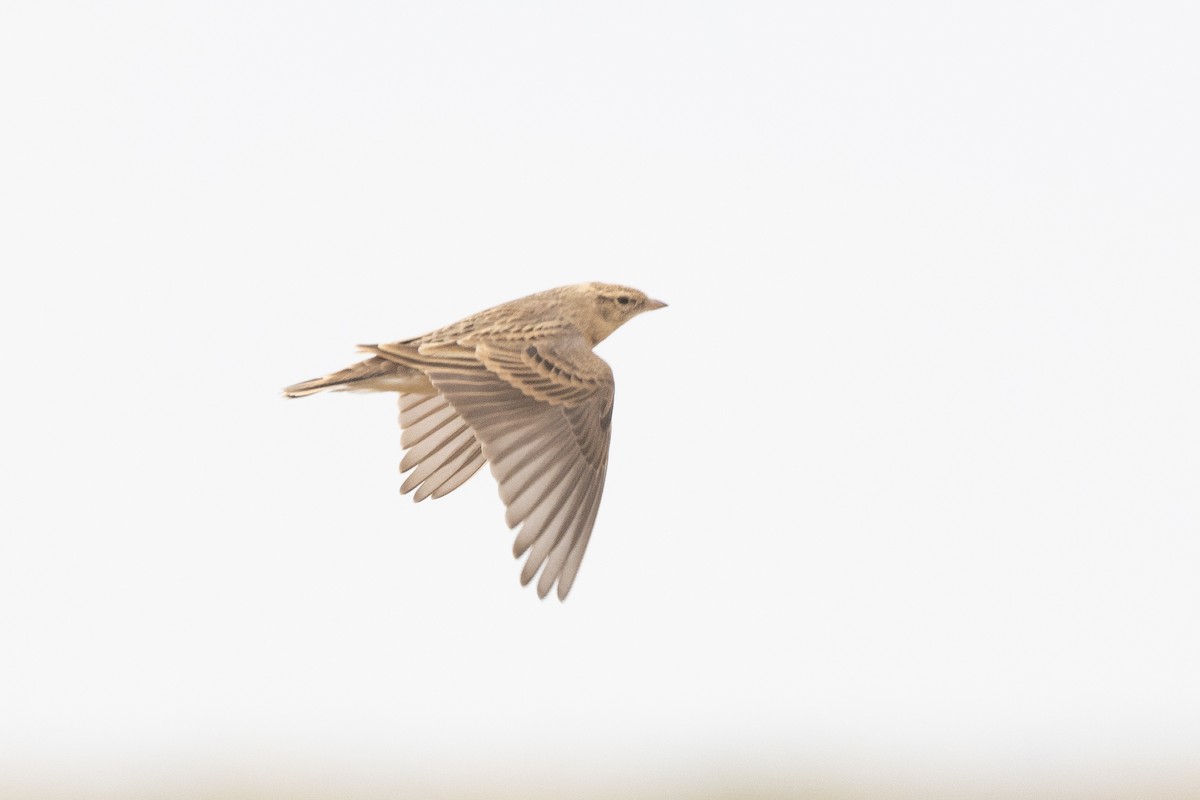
[284,283,667,599]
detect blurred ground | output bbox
[5,763,1200,800]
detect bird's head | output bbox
[572,282,667,344]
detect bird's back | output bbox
[400,286,575,349]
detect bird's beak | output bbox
[644,298,668,311]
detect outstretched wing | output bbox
[374,332,614,599]
[397,392,488,501]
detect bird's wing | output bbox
[396,392,488,501]
[333,340,482,501]
[374,333,614,599]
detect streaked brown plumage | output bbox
[284,282,666,600]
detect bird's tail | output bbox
[283,356,403,398]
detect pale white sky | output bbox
[1,1,1198,796]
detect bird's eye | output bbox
[617,295,631,305]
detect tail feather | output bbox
[283,356,405,398]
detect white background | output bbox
[2,1,1197,796]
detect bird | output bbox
[283,282,667,600]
